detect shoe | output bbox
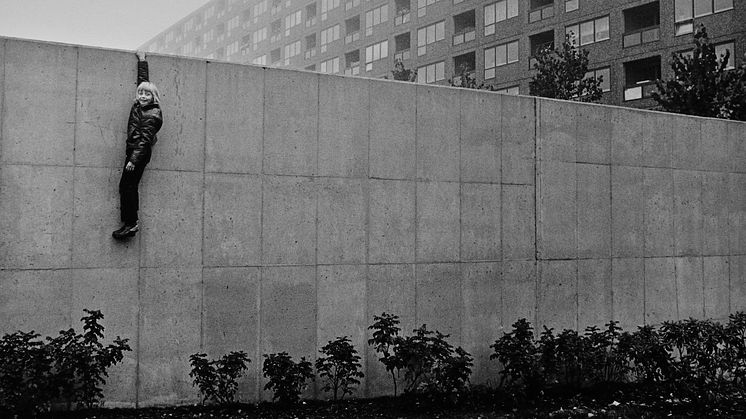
[112,223,139,240]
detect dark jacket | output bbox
[126,60,163,165]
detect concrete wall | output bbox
[1,37,745,406]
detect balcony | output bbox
[529,4,554,23]
[345,32,361,44]
[395,11,411,25]
[623,27,660,48]
[304,48,317,59]
[453,29,476,46]
[394,49,411,61]
[623,81,657,101]
[344,64,361,75]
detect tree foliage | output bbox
[391,60,417,82]
[653,25,746,121]
[529,34,603,102]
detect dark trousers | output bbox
[118,158,147,225]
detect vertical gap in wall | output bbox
[574,106,580,331]
[256,68,266,402]
[413,84,419,327]
[200,63,209,352]
[0,39,6,159]
[498,94,505,329]
[313,73,321,399]
[70,47,80,276]
[533,98,540,334]
[364,78,371,397]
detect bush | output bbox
[315,337,364,400]
[262,352,314,404]
[368,312,405,396]
[0,310,130,416]
[189,351,251,404]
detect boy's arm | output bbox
[136,51,149,84]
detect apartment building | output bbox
[142,0,745,108]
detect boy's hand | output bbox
[126,162,135,171]
[136,51,146,61]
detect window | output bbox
[417,20,445,56]
[566,15,609,46]
[395,32,411,61]
[715,41,735,69]
[365,40,389,71]
[495,85,519,94]
[365,4,388,36]
[623,56,661,100]
[453,10,476,45]
[270,48,282,64]
[346,0,360,10]
[271,0,282,14]
[321,57,340,73]
[529,0,554,23]
[321,0,340,20]
[306,3,318,26]
[565,0,578,12]
[584,67,610,92]
[321,24,341,53]
[165,31,174,44]
[484,40,519,79]
[254,0,268,21]
[346,16,361,43]
[452,51,476,86]
[675,0,733,36]
[284,40,301,64]
[270,19,283,42]
[345,50,361,75]
[205,5,215,19]
[305,34,317,58]
[417,61,445,83]
[253,27,267,49]
[241,34,252,53]
[227,41,239,57]
[623,2,660,47]
[253,54,267,65]
[203,29,214,44]
[395,0,411,25]
[417,0,439,18]
[529,30,553,67]
[285,9,302,35]
[217,22,226,41]
[484,0,519,36]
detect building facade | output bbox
[142,0,745,108]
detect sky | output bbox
[0,0,212,51]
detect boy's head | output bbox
[136,82,160,106]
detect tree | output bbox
[391,60,417,82]
[529,34,603,102]
[448,62,496,91]
[653,25,746,121]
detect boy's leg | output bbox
[117,162,147,233]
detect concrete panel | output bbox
[203,173,262,267]
[261,176,316,265]
[138,268,202,405]
[366,264,416,397]
[2,39,76,165]
[317,178,366,265]
[263,70,318,176]
[146,55,206,172]
[203,267,260,402]
[140,170,203,267]
[671,115,701,170]
[0,269,72,337]
[730,121,746,172]
[673,170,702,256]
[642,111,672,168]
[703,257,729,320]
[610,107,643,166]
[577,164,611,259]
[643,168,675,257]
[675,257,704,320]
[502,184,535,260]
[205,62,263,174]
[0,165,73,269]
[75,48,138,168]
[416,264,462,344]
[460,183,500,261]
[317,265,367,372]
[700,118,729,172]
[318,75,369,178]
[538,260,577,332]
[416,85,460,181]
[369,179,415,263]
[730,173,746,254]
[537,161,576,259]
[71,268,139,404]
[461,262,501,385]
[460,90,501,183]
[611,258,644,331]
[537,99,575,162]
[578,259,612,331]
[577,103,611,164]
[644,258,678,325]
[611,166,644,257]
[702,172,730,255]
[502,95,535,185]
[369,79,416,180]
[72,167,139,268]
[417,181,460,262]
[502,261,536,327]
[730,255,746,313]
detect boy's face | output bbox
[137,89,153,106]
